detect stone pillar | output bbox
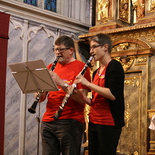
[80,0,86,22]
[57,0,61,14]
[75,0,80,20]
[71,0,75,18]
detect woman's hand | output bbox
[75,74,90,87]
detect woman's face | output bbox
[90,41,107,61]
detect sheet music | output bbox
[8,59,59,94]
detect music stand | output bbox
[8,59,59,155]
[8,59,59,93]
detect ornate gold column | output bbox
[147,110,155,154]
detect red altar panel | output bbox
[0,12,10,155]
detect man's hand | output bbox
[49,71,64,86]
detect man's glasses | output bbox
[53,47,70,53]
[90,44,102,50]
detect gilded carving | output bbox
[132,0,138,23]
[132,0,145,23]
[151,0,155,10]
[110,28,155,45]
[134,32,140,37]
[82,60,96,148]
[82,104,90,147]
[137,57,147,63]
[112,42,144,52]
[128,33,134,38]
[114,56,135,72]
[97,0,109,23]
[124,102,131,127]
[146,36,155,42]
[79,22,155,39]
[124,77,140,131]
[115,43,130,51]
[121,57,134,72]
[133,151,139,155]
[119,0,130,23]
[148,0,155,12]
[140,31,146,37]
[124,77,140,86]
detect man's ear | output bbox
[69,47,74,54]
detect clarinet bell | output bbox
[28,100,38,114]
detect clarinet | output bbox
[51,56,60,71]
[53,55,94,119]
[28,56,60,114]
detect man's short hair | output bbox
[55,35,75,49]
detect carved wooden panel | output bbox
[117,72,142,154]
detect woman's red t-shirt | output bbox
[89,64,115,126]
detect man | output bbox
[38,35,91,155]
[75,33,125,155]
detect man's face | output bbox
[53,44,73,65]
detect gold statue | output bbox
[151,0,155,10]
[82,59,96,147]
[119,1,129,22]
[132,0,145,23]
[97,0,109,22]
[82,104,90,147]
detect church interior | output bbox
[1,0,155,154]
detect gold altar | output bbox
[79,0,155,154]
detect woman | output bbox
[75,33,125,155]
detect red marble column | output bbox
[0,12,10,155]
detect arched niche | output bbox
[111,38,154,58]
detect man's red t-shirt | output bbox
[42,60,91,123]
